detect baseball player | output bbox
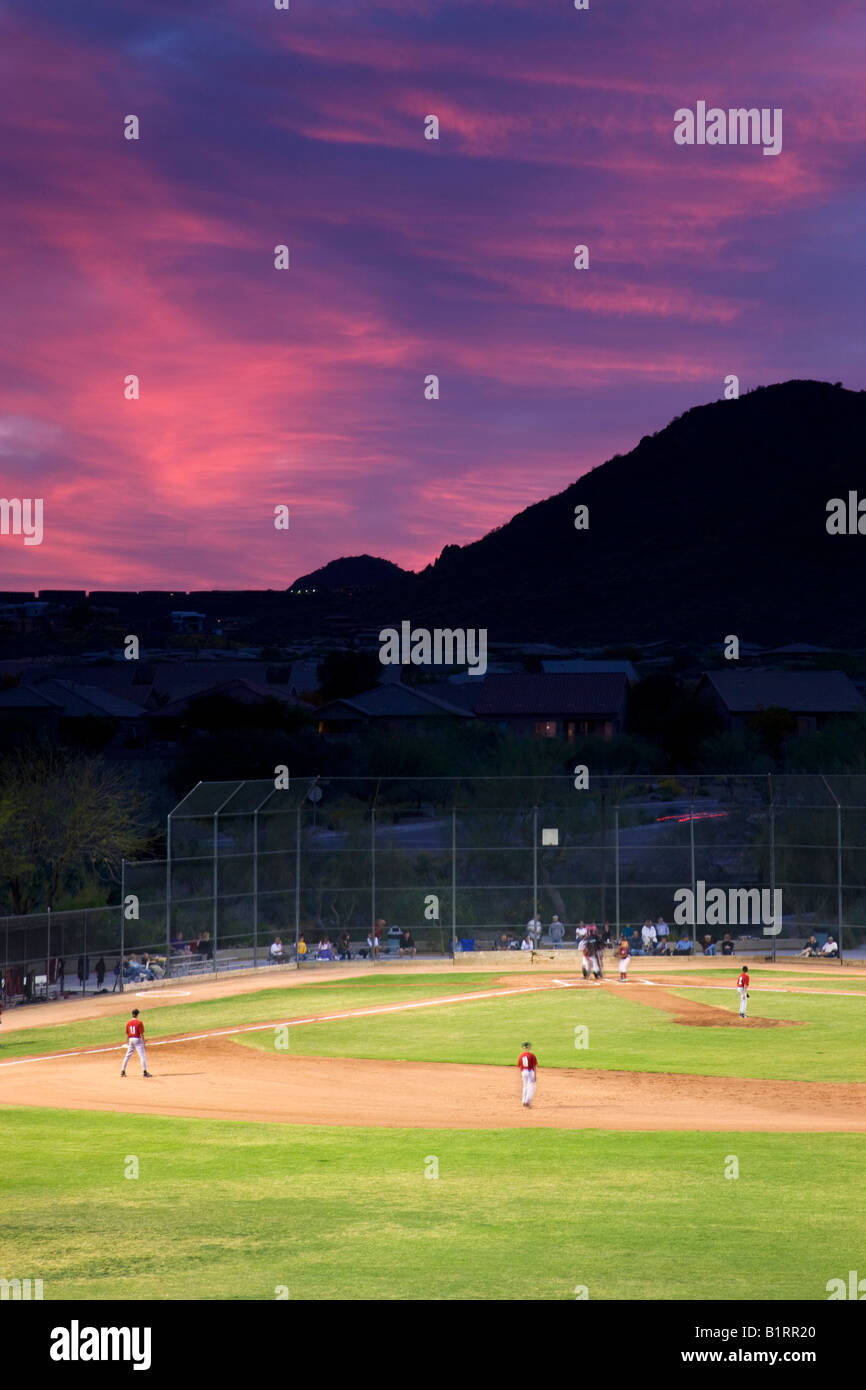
[737,966,750,1019]
[517,1042,538,1107]
[618,935,630,982]
[120,1008,151,1077]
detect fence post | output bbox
[46,906,51,996]
[253,808,259,971]
[769,775,776,964]
[837,800,844,963]
[451,807,457,961]
[165,809,172,977]
[294,804,301,970]
[689,791,696,952]
[614,806,621,941]
[532,806,538,946]
[371,806,376,963]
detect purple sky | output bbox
[0,0,863,590]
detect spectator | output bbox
[494,931,511,951]
[641,919,657,954]
[297,934,308,960]
[197,931,214,960]
[123,954,144,981]
[170,930,186,954]
[655,916,670,952]
[574,921,587,944]
[549,916,565,949]
[822,935,839,957]
[720,934,735,956]
[520,932,533,951]
[701,935,716,956]
[527,915,543,948]
[374,919,386,946]
[188,933,200,955]
[630,929,644,957]
[601,921,613,949]
[336,931,352,961]
[318,936,335,961]
[366,931,380,961]
[399,930,417,958]
[799,935,819,958]
[269,936,286,964]
[674,933,693,955]
[76,955,89,988]
[95,958,105,989]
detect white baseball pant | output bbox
[521,1068,536,1105]
[738,987,748,1017]
[122,1038,147,1072]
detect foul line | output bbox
[0,982,560,1070]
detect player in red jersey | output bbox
[737,967,750,1019]
[517,1042,538,1107]
[120,1008,151,1077]
[618,935,630,982]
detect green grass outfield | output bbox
[0,973,508,1061]
[6,971,866,1083]
[2,1107,862,1301]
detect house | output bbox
[316,683,474,735]
[0,679,145,744]
[474,673,628,739]
[170,610,207,634]
[697,670,865,735]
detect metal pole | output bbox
[166,812,172,977]
[689,792,696,952]
[451,808,457,961]
[212,811,219,975]
[371,806,376,963]
[119,869,125,994]
[837,802,843,963]
[532,806,538,942]
[614,807,621,941]
[769,775,776,964]
[46,906,51,996]
[294,804,301,970]
[252,810,259,971]
[820,775,842,965]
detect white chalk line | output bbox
[0,982,557,1070]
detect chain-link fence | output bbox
[2,774,865,999]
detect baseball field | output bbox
[2,956,864,1301]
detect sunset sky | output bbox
[0,0,863,591]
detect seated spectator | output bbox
[641,919,657,954]
[630,931,644,956]
[399,930,417,957]
[494,931,511,951]
[197,931,214,960]
[655,916,670,952]
[365,932,380,961]
[269,936,286,964]
[170,930,187,954]
[701,935,716,956]
[822,935,839,957]
[799,935,819,958]
[720,934,735,956]
[141,952,165,980]
[318,936,334,961]
[601,921,613,949]
[123,954,144,981]
[674,933,693,954]
[336,931,352,961]
[520,932,533,951]
[297,934,308,959]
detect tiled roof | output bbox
[701,670,865,714]
[475,673,628,716]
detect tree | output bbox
[0,747,156,913]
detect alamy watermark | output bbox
[673,880,782,935]
[674,102,782,157]
[379,622,487,676]
[0,497,43,545]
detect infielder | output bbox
[517,1042,538,1107]
[737,966,750,1019]
[121,1008,151,1077]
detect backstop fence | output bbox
[2,773,865,998]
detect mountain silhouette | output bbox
[365,381,866,647]
[289,553,408,592]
